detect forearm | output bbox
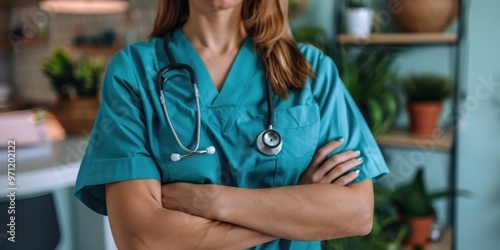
[106,180,275,250]
[143,208,275,250]
[206,180,373,241]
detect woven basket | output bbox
[391,0,459,32]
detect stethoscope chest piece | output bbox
[256,129,283,156]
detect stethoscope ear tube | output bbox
[171,146,216,162]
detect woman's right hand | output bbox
[298,138,363,185]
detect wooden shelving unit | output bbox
[376,130,454,151]
[69,44,124,55]
[335,1,468,249]
[338,33,458,45]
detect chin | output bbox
[198,0,244,10]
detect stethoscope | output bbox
[156,33,282,162]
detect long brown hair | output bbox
[149,0,313,98]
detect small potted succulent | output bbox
[41,46,105,134]
[385,168,470,249]
[345,0,374,37]
[402,74,453,137]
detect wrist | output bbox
[201,184,226,219]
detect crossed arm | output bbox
[106,140,374,249]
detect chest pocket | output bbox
[157,102,321,188]
[229,103,321,188]
[273,103,321,186]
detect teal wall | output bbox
[300,0,500,249]
[456,0,500,249]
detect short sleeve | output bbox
[74,50,161,215]
[306,46,389,183]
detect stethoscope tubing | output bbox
[159,79,202,155]
[158,32,282,160]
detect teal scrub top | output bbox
[74,28,389,250]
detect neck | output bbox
[182,2,247,53]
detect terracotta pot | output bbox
[50,97,99,135]
[390,0,459,32]
[407,102,443,137]
[402,216,435,249]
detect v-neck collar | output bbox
[169,27,259,108]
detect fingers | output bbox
[325,157,363,183]
[316,150,361,177]
[332,169,360,186]
[309,137,344,168]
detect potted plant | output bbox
[345,0,374,37]
[385,168,469,249]
[340,47,400,136]
[323,185,410,250]
[41,46,105,134]
[402,74,453,137]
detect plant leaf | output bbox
[364,97,383,135]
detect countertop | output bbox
[0,136,87,196]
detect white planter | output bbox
[346,8,374,37]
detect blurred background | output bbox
[0,0,498,249]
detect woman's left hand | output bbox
[161,182,220,217]
[298,138,363,185]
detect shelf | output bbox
[69,44,125,55]
[0,37,48,54]
[376,129,453,151]
[338,33,458,45]
[403,228,452,250]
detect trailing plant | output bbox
[402,74,454,102]
[41,46,105,99]
[340,47,401,136]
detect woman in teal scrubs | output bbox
[75,0,389,249]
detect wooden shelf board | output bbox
[69,44,125,55]
[376,129,453,151]
[1,37,48,51]
[338,33,458,45]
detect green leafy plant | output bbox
[292,25,331,53]
[385,168,470,217]
[73,57,105,97]
[402,74,454,102]
[41,46,105,99]
[340,47,401,136]
[323,185,410,250]
[288,0,308,18]
[41,47,75,99]
[347,0,371,8]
